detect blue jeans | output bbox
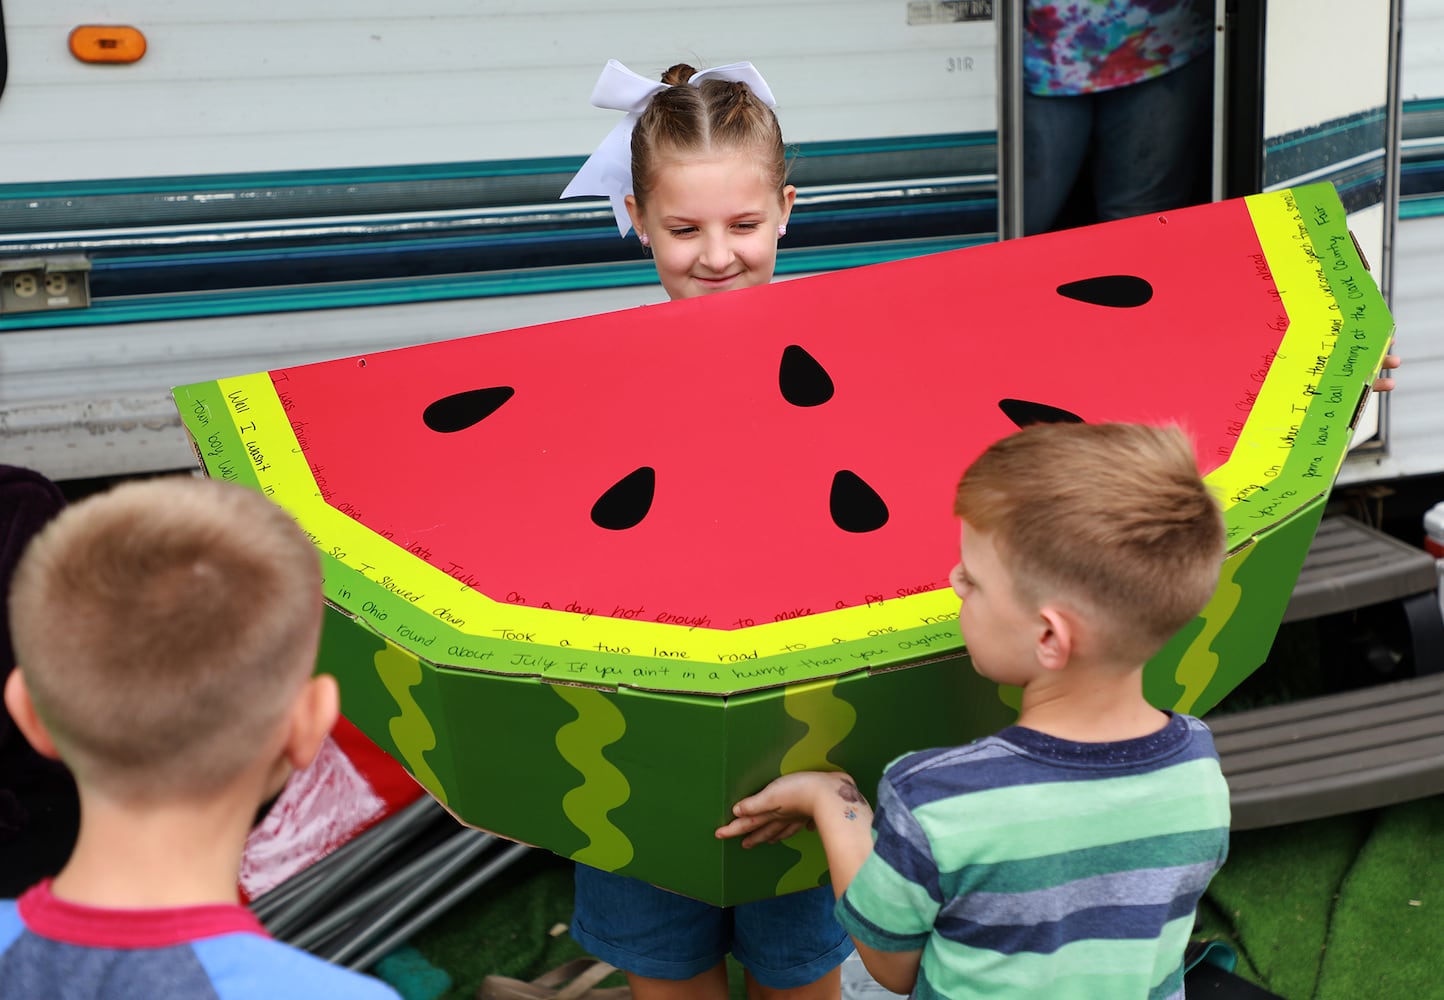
[570,865,851,988]
[1023,51,1213,235]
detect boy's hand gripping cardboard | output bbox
[174,183,1393,906]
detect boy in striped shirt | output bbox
[717,422,1231,999]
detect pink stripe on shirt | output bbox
[16,880,270,949]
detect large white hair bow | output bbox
[560,59,778,237]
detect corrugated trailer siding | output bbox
[0,3,995,181]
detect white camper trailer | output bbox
[0,0,1439,487]
[0,1,1000,479]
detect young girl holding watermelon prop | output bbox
[558,59,847,1000]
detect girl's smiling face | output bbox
[627,149,795,302]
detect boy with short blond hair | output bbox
[0,476,398,999]
[718,422,1231,1000]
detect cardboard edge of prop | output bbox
[173,182,1392,905]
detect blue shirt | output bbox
[0,880,399,1000]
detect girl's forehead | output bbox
[642,155,780,213]
[651,147,771,177]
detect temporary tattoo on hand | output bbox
[844,807,858,820]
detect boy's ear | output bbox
[3,668,62,761]
[282,673,340,772]
[1034,606,1075,673]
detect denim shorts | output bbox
[570,864,851,988]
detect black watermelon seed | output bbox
[423,386,516,433]
[998,399,1086,428]
[592,467,656,530]
[1056,274,1153,308]
[830,470,889,533]
[779,344,835,407]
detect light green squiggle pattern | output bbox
[553,685,634,871]
[1175,543,1254,714]
[375,642,447,805]
[775,679,858,895]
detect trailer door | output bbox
[1218,0,1404,451]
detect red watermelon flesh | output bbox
[275,200,1279,628]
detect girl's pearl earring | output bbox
[639,233,651,248]
[777,225,787,238]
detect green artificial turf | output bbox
[1195,812,1373,998]
[1315,796,1444,998]
[1192,797,1444,1000]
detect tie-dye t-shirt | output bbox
[1025,1,1213,96]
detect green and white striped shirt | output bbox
[838,713,1229,999]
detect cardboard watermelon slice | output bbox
[174,183,1392,905]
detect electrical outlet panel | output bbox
[0,256,93,314]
